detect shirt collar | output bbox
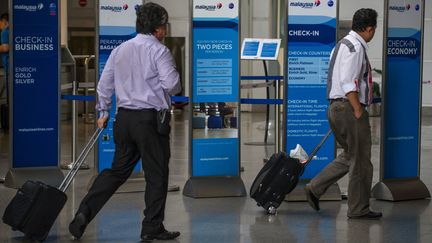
[349,30,368,50]
[137,33,158,42]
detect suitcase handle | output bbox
[303,129,332,166]
[59,128,104,192]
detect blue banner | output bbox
[286,2,337,179]
[191,0,240,177]
[384,27,421,179]
[192,138,239,176]
[192,20,239,103]
[97,0,141,173]
[12,0,59,168]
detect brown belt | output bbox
[329,98,347,104]
[329,98,367,107]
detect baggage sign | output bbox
[97,0,142,173]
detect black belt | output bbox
[118,107,157,114]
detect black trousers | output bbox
[77,108,170,234]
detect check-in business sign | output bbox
[12,0,59,168]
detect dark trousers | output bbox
[77,108,170,234]
[310,100,373,217]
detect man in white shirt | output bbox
[305,8,382,219]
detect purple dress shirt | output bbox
[96,34,181,118]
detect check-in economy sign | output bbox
[12,0,59,168]
[383,0,423,179]
[285,0,337,178]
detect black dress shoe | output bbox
[141,230,180,242]
[69,212,88,239]
[348,211,383,219]
[304,185,320,211]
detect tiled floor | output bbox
[0,110,431,243]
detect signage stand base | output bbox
[372,179,431,201]
[4,168,64,189]
[285,180,341,201]
[183,177,246,198]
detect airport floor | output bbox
[0,109,431,243]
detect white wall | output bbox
[242,0,273,112]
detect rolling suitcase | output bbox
[250,130,332,214]
[2,128,104,242]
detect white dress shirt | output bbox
[96,34,182,118]
[328,31,372,106]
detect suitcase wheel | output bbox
[267,206,277,215]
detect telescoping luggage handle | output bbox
[304,129,332,166]
[59,128,104,192]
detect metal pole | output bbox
[84,55,95,123]
[263,60,270,144]
[72,79,77,165]
[84,57,89,119]
[275,78,280,152]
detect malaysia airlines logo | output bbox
[217,3,222,9]
[290,1,314,9]
[389,5,409,12]
[101,4,127,12]
[314,0,320,6]
[14,3,44,12]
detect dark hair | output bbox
[0,13,8,22]
[352,8,377,32]
[136,3,168,34]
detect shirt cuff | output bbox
[342,83,358,95]
[99,110,109,119]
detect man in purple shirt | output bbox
[69,3,181,242]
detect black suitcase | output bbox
[2,128,104,242]
[250,130,332,214]
[1,103,9,130]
